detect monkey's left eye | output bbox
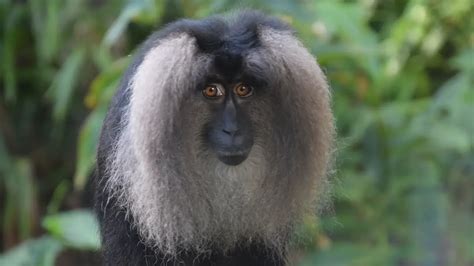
[202,84,224,99]
[234,83,253,98]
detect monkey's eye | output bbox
[202,84,224,99]
[234,83,253,98]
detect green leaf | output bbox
[1,138,36,241]
[0,236,63,266]
[73,106,107,190]
[2,4,23,102]
[299,243,394,266]
[451,48,474,72]
[43,0,60,62]
[408,188,449,265]
[42,210,101,250]
[103,0,166,47]
[427,123,471,153]
[29,0,61,64]
[73,57,127,190]
[46,49,85,122]
[86,57,128,108]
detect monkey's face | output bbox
[200,81,256,166]
[110,18,334,254]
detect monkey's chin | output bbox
[217,153,249,166]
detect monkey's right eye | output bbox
[202,84,224,99]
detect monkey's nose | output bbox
[222,128,238,136]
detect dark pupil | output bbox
[207,87,216,95]
[239,86,247,94]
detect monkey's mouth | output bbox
[216,150,250,166]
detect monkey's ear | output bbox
[155,18,226,52]
[187,18,227,52]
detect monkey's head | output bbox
[106,11,334,256]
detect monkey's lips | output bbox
[216,149,250,166]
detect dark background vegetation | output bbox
[0,0,472,265]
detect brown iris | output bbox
[202,84,224,98]
[234,83,253,97]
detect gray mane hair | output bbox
[104,27,335,257]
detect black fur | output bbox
[95,11,289,266]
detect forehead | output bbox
[183,12,291,82]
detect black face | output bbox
[202,82,255,166]
[190,14,273,166]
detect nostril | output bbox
[222,128,238,136]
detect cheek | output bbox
[246,102,273,140]
[178,101,212,145]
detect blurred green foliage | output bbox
[0,0,473,265]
